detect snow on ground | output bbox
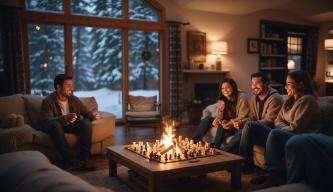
[75,88,159,118]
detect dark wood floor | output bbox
[71,124,198,174]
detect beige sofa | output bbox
[0,94,116,161]
[202,96,333,168]
[0,151,102,192]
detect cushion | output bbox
[21,95,44,129]
[0,94,25,123]
[129,95,157,112]
[126,111,160,118]
[33,131,77,148]
[1,113,24,129]
[79,96,98,112]
[317,100,333,135]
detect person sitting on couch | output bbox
[238,72,283,171]
[192,78,250,151]
[250,70,320,186]
[41,74,100,171]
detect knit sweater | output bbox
[216,92,250,121]
[247,87,284,128]
[275,94,319,133]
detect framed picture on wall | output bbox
[247,38,260,53]
[187,31,206,65]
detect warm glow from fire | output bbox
[127,121,216,163]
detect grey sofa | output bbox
[0,151,100,192]
[0,94,116,161]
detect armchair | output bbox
[125,95,162,135]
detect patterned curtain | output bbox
[167,21,183,118]
[0,6,25,96]
[305,27,319,78]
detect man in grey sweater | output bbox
[235,72,284,171]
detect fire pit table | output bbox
[107,145,244,192]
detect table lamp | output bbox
[211,41,227,70]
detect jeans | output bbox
[285,133,333,191]
[42,118,92,161]
[264,129,294,177]
[192,116,214,142]
[214,126,238,150]
[239,121,272,168]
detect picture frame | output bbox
[247,38,260,53]
[187,31,206,65]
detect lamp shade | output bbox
[211,41,227,55]
[325,39,333,50]
[287,60,296,70]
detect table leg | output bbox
[109,158,117,177]
[230,163,242,189]
[147,175,161,192]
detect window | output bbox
[25,0,63,13]
[23,0,165,120]
[72,26,123,118]
[28,24,65,95]
[71,0,123,18]
[287,34,304,71]
[129,0,160,21]
[128,30,160,99]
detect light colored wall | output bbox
[158,0,323,100]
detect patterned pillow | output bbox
[129,95,157,112]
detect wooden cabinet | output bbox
[259,20,288,93]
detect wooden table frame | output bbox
[108,145,244,192]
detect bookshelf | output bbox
[259,20,288,93]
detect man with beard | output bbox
[234,72,283,172]
[41,74,100,171]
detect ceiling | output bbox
[171,0,333,23]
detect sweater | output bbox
[247,87,284,128]
[216,92,250,121]
[275,94,319,133]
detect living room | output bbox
[1,0,333,192]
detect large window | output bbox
[287,34,304,71]
[23,0,165,119]
[128,30,160,99]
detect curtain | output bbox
[167,21,183,119]
[0,6,25,96]
[305,27,319,78]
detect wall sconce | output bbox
[325,39,333,50]
[211,41,227,70]
[287,59,296,70]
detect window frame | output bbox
[21,0,167,121]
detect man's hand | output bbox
[92,111,101,120]
[65,113,77,124]
[231,119,244,130]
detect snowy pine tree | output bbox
[72,0,95,90]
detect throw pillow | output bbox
[317,101,333,135]
[22,95,44,129]
[1,113,24,129]
[129,95,157,112]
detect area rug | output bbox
[79,166,263,192]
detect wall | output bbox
[158,0,322,100]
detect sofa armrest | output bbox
[91,111,116,142]
[0,125,35,153]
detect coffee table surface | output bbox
[107,145,244,174]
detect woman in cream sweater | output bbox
[251,70,319,186]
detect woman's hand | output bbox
[212,118,222,128]
[221,120,232,129]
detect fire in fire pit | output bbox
[126,122,218,163]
